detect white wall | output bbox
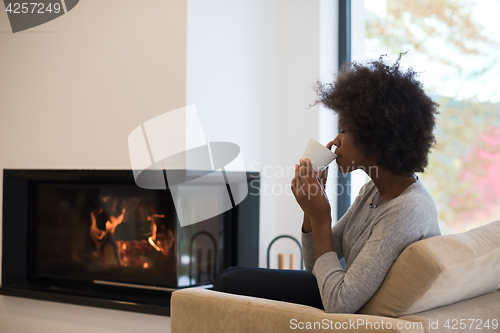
[186,0,336,269]
[319,0,340,224]
[268,0,322,268]
[0,0,337,331]
[0,0,187,331]
[185,0,277,267]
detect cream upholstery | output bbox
[171,288,425,333]
[399,291,500,333]
[171,220,500,333]
[358,220,500,317]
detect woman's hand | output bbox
[291,158,332,227]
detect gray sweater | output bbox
[301,176,441,313]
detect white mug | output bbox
[301,138,337,173]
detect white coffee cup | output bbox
[302,138,337,173]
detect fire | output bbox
[88,197,175,268]
[148,236,161,252]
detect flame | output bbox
[148,236,161,252]
[89,197,175,268]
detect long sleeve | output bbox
[312,238,394,313]
[300,177,440,314]
[301,182,371,274]
[301,214,348,273]
[311,191,440,314]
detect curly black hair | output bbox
[316,54,439,175]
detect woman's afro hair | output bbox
[316,54,439,175]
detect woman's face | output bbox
[332,120,375,174]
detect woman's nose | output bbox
[332,132,341,147]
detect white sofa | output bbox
[171,220,500,332]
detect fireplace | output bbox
[1,169,260,316]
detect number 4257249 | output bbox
[5,3,62,14]
[444,318,498,330]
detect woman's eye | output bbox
[340,130,346,134]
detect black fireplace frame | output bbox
[1,169,260,316]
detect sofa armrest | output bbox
[171,288,424,333]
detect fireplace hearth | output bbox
[1,169,260,316]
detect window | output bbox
[348,0,500,234]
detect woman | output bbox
[295,54,441,313]
[215,54,441,314]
